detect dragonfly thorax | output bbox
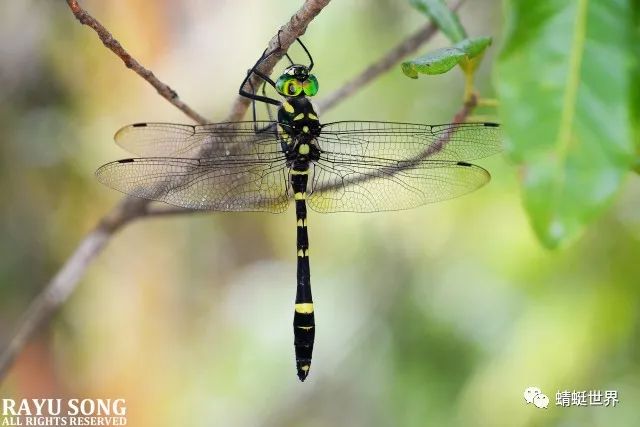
[278,97,321,142]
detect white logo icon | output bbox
[533,393,549,409]
[524,386,542,404]
[524,386,549,409]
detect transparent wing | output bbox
[114,121,282,158]
[308,159,490,213]
[96,156,290,212]
[318,121,501,162]
[307,121,501,213]
[102,120,501,213]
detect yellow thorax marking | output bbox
[298,144,310,155]
[293,113,305,121]
[295,303,314,313]
[294,192,307,200]
[282,101,294,114]
[308,113,318,121]
[302,126,310,133]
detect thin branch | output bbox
[315,0,466,113]
[66,0,209,124]
[0,0,469,380]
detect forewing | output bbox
[96,156,290,212]
[114,121,282,158]
[308,158,490,213]
[318,121,502,162]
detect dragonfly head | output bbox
[276,65,319,97]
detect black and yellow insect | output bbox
[96,39,501,381]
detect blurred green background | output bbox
[1,0,639,426]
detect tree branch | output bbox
[0,0,466,380]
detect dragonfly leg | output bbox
[295,37,314,71]
[261,80,276,122]
[245,71,279,134]
[239,40,282,107]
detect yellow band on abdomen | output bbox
[295,303,314,314]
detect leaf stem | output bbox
[463,67,475,103]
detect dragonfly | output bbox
[96,38,501,382]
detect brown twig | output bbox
[0,0,467,380]
[66,0,209,124]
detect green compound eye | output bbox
[303,75,319,96]
[276,76,303,96]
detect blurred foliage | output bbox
[407,0,638,249]
[0,1,639,427]
[496,0,637,248]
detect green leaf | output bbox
[409,0,467,43]
[496,0,636,248]
[401,47,466,78]
[401,38,493,79]
[454,37,493,59]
